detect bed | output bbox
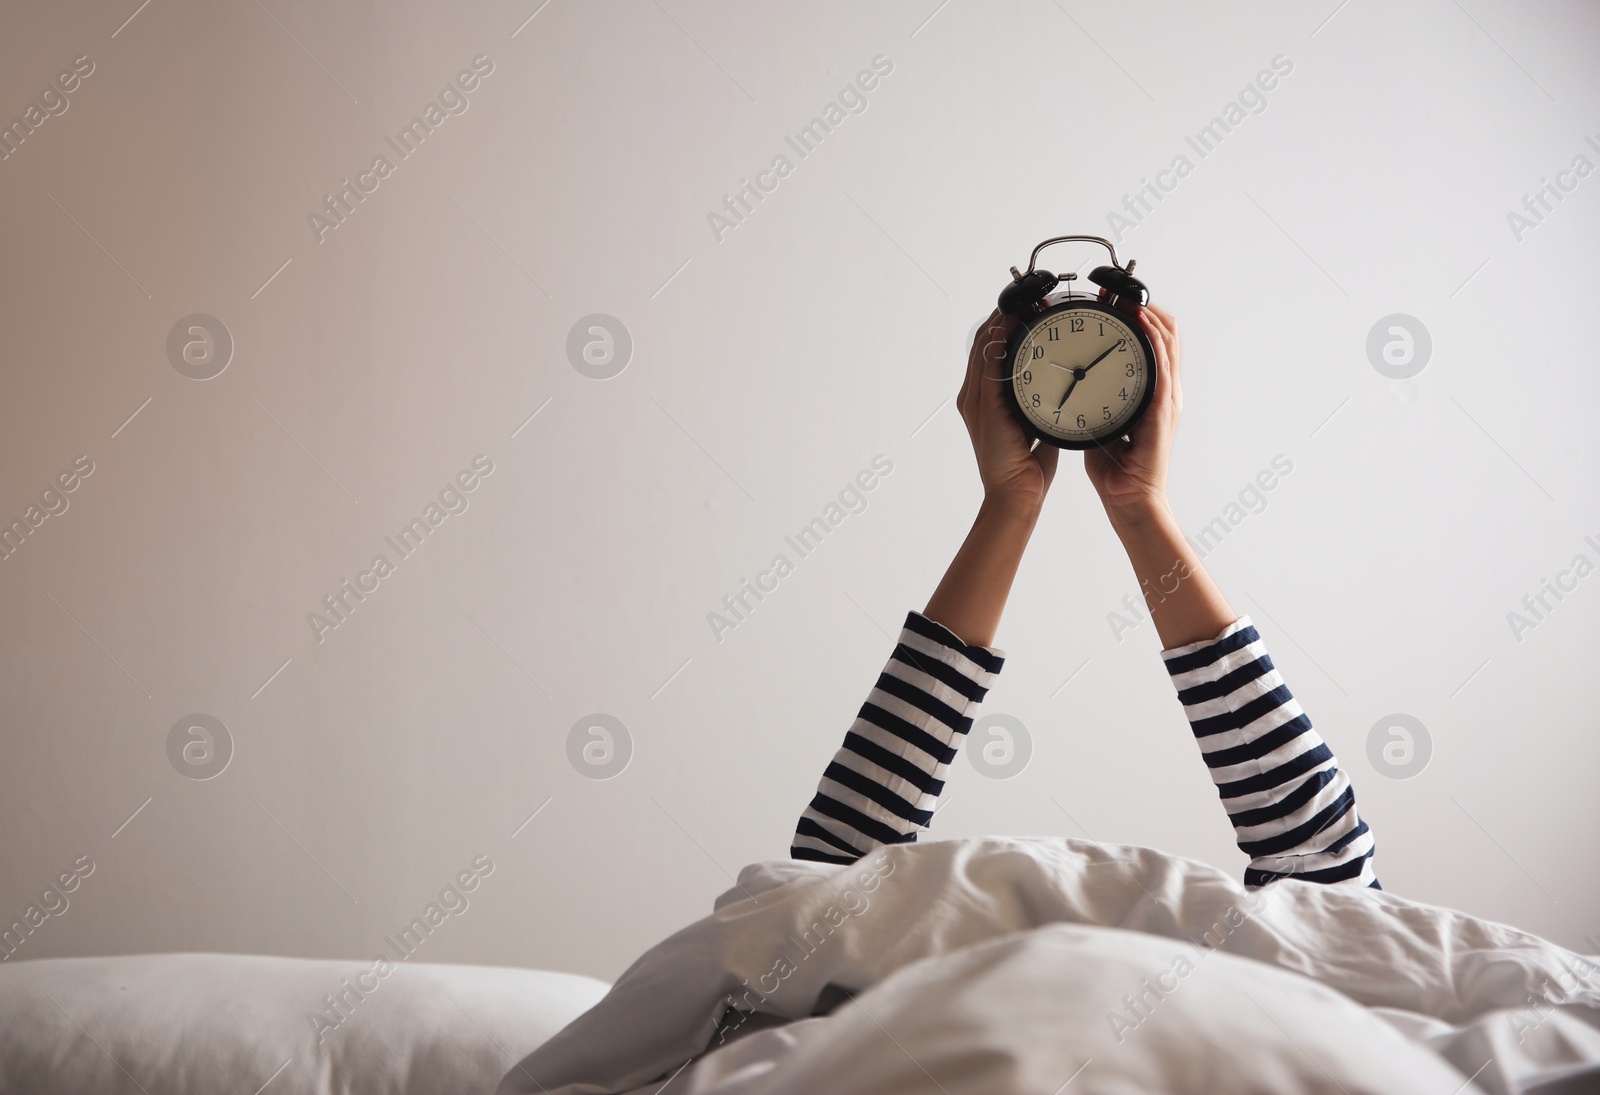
[501,836,1600,1095]
[5,837,1598,1095]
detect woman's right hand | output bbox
[961,308,1059,514]
[1082,300,1182,517]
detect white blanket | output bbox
[499,837,1600,1095]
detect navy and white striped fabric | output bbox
[793,611,1379,891]
[1162,616,1378,889]
[790,612,1002,865]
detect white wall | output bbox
[2,0,1597,985]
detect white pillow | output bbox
[0,952,608,1095]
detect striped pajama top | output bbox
[791,610,1379,890]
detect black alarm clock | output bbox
[995,235,1155,450]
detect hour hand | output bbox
[1057,375,1078,409]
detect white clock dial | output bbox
[1011,306,1150,445]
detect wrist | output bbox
[1102,492,1175,537]
[979,491,1044,528]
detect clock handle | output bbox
[1023,235,1124,276]
[1000,235,1148,316]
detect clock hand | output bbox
[1056,338,1127,412]
[1078,338,1125,375]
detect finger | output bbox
[976,311,1013,382]
[1035,440,1060,481]
[1144,302,1180,380]
[965,309,1012,427]
[1143,300,1177,330]
[980,309,1011,367]
[1140,306,1181,412]
[976,312,1015,418]
[1140,297,1178,347]
[1137,306,1169,368]
[1137,302,1169,348]
[960,310,999,419]
[1137,309,1174,412]
[969,309,1006,375]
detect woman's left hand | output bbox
[1083,300,1182,516]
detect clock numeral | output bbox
[1098,322,1104,336]
[1052,410,1062,422]
[1075,414,1086,428]
[1118,387,1128,400]
[1069,318,1085,332]
[1125,363,1136,376]
[1031,393,1041,407]
[1021,369,1033,384]
[1102,405,1111,420]
[1047,326,1060,341]
[1032,345,1044,360]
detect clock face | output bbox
[1009,301,1153,448]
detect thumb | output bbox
[1035,441,1060,482]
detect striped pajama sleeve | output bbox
[791,611,1004,865]
[1162,616,1380,889]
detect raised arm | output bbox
[1088,302,1378,888]
[791,310,1049,863]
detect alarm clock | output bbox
[995,235,1155,450]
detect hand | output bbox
[1083,298,1181,515]
[959,308,1059,513]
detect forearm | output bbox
[1162,617,1379,888]
[1115,497,1379,888]
[792,498,1025,864]
[921,496,1041,648]
[1104,495,1235,650]
[790,611,1004,863]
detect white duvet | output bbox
[499,837,1600,1095]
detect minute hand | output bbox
[1079,338,1125,374]
[1056,339,1125,410]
